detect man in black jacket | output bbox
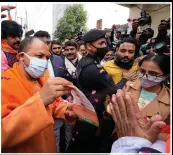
[67,29,129,153]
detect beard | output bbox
[12,41,21,50]
[114,56,135,70]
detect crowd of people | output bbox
[1,5,171,153]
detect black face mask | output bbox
[114,56,134,70]
[91,44,108,60]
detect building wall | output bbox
[129,4,144,19]
[52,4,71,38]
[96,19,103,30]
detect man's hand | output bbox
[132,19,139,30]
[1,5,16,18]
[39,77,71,106]
[110,89,166,143]
[123,70,138,81]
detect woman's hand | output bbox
[110,89,166,143]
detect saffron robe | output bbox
[1,62,70,153]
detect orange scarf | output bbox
[1,40,17,54]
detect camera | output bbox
[158,18,170,31]
[25,29,35,37]
[138,10,152,26]
[140,41,153,55]
[76,30,84,41]
[154,41,170,54]
[140,28,154,39]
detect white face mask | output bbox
[138,73,164,88]
[23,53,48,79]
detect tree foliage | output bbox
[54,4,87,42]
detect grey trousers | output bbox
[54,119,74,153]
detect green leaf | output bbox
[54,4,88,42]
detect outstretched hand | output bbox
[110,89,166,143]
[1,5,16,18]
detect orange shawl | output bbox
[1,40,17,54]
[1,62,67,118]
[1,62,69,153]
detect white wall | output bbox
[129,4,144,19]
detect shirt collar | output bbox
[129,79,170,105]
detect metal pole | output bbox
[15,4,17,21]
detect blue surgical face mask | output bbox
[23,53,48,79]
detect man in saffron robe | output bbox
[1,37,78,153]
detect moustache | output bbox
[67,53,74,57]
[121,57,130,61]
[13,41,20,46]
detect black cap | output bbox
[82,29,106,43]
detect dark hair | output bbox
[1,20,23,39]
[146,28,154,35]
[142,28,154,38]
[78,41,85,49]
[108,48,115,53]
[34,30,50,39]
[139,53,170,75]
[18,37,46,53]
[50,40,61,50]
[116,37,137,49]
[51,40,61,46]
[64,40,78,49]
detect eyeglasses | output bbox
[138,72,164,82]
[139,68,163,76]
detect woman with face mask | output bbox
[123,53,170,125]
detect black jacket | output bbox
[67,54,127,153]
[50,54,78,86]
